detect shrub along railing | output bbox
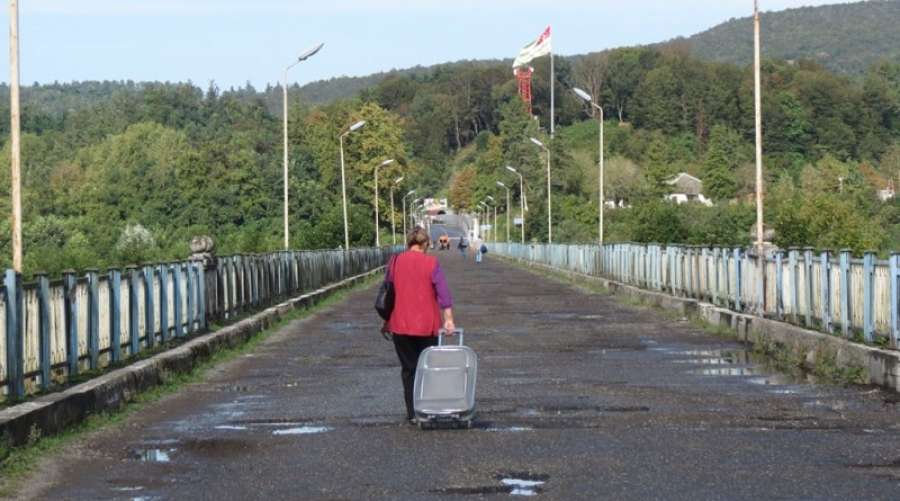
[489,242,899,351]
[1,247,394,399]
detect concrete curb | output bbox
[0,267,383,448]
[499,255,900,392]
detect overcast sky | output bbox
[0,0,856,89]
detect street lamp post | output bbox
[374,158,395,247]
[497,181,511,243]
[486,195,496,243]
[412,198,422,229]
[339,120,366,250]
[573,87,605,247]
[530,137,552,244]
[402,190,416,237]
[753,0,766,314]
[506,166,525,244]
[390,176,404,245]
[282,43,324,250]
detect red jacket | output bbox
[386,251,451,336]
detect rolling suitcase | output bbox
[413,329,477,429]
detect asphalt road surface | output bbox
[25,246,900,500]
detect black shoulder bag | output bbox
[375,255,398,321]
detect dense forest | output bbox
[686,0,900,75]
[2,3,900,275]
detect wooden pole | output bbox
[9,0,22,272]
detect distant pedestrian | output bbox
[476,242,488,263]
[382,227,456,424]
[457,236,469,260]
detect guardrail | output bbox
[1,247,395,399]
[489,242,899,350]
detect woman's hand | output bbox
[443,318,455,332]
[381,321,390,334]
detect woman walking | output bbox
[383,227,456,423]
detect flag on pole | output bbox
[513,26,551,68]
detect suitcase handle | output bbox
[437,328,464,346]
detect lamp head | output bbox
[379,158,395,167]
[486,195,495,201]
[394,176,404,184]
[406,189,416,197]
[529,137,544,148]
[497,181,506,187]
[349,120,366,132]
[573,87,592,102]
[297,43,324,62]
[505,165,518,174]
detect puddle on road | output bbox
[484,426,534,433]
[272,425,333,435]
[131,448,174,463]
[434,472,549,497]
[692,367,759,376]
[501,478,546,496]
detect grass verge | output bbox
[0,274,379,497]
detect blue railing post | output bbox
[186,260,196,334]
[143,265,155,349]
[197,263,208,331]
[890,252,899,349]
[4,269,25,399]
[108,269,122,362]
[63,270,79,376]
[172,263,184,338]
[158,263,169,343]
[775,251,784,320]
[820,250,832,333]
[127,266,140,355]
[711,248,720,305]
[36,273,51,390]
[863,251,875,343]
[788,248,799,323]
[734,248,742,312]
[86,269,100,370]
[804,247,814,327]
[839,249,851,338]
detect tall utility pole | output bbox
[282,43,323,250]
[373,159,394,247]
[9,0,22,272]
[574,88,604,247]
[753,0,766,312]
[506,166,526,244]
[497,181,510,243]
[390,176,403,245]
[530,138,552,244]
[339,120,366,250]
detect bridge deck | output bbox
[31,249,900,499]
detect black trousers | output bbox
[392,334,439,419]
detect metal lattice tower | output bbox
[514,66,534,115]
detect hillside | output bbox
[292,1,900,105]
[685,0,900,74]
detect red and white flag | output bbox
[513,26,552,68]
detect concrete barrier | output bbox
[0,267,382,448]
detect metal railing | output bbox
[489,242,899,350]
[1,247,395,398]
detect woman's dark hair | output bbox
[406,226,430,248]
